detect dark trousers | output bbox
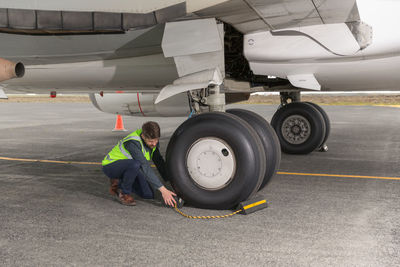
[102,159,154,199]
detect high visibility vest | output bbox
[102,129,156,166]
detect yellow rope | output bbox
[174,205,242,219]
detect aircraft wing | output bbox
[194,0,360,33]
[0,0,360,34]
[0,0,369,95]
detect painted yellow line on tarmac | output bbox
[0,156,157,167]
[373,104,400,108]
[1,156,399,181]
[277,171,400,181]
[0,156,101,166]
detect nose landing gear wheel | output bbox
[271,102,326,154]
[166,112,266,209]
[227,109,281,190]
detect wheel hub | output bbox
[196,151,222,177]
[281,115,311,144]
[291,125,301,134]
[186,138,236,190]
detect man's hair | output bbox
[142,121,160,139]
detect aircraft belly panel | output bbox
[249,55,400,91]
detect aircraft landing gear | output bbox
[166,112,267,209]
[271,92,330,154]
[165,86,281,209]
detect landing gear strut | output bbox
[187,85,226,114]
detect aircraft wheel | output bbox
[227,109,281,190]
[304,102,330,148]
[166,112,266,209]
[271,102,326,154]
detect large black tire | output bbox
[304,102,330,148]
[227,109,281,190]
[166,112,266,209]
[271,102,326,154]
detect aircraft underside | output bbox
[0,3,391,209]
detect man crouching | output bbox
[102,121,177,206]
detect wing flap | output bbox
[195,0,360,33]
[2,0,363,35]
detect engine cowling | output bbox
[0,58,24,82]
[89,92,190,117]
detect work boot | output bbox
[109,179,119,196]
[118,192,136,206]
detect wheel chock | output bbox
[237,197,268,215]
[173,197,268,219]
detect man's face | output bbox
[142,135,159,149]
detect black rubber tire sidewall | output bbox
[166,112,265,209]
[304,102,330,147]
[227,109,281,190]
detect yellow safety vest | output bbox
[102,129,156,166]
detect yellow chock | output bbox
[237,197,268,215]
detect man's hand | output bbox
[159,186,177,207]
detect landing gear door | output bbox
[161,18,225,78]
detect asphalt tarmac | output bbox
[1,102,400,266]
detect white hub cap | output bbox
[186,137,236,190]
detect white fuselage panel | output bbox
[244,0,400,91]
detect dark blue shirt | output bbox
[124,139,167,189]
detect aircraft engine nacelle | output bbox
[89,92,191,117]
[0,58,25,82]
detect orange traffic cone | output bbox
[112,115,127,131]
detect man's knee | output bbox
[129,160,141,170]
